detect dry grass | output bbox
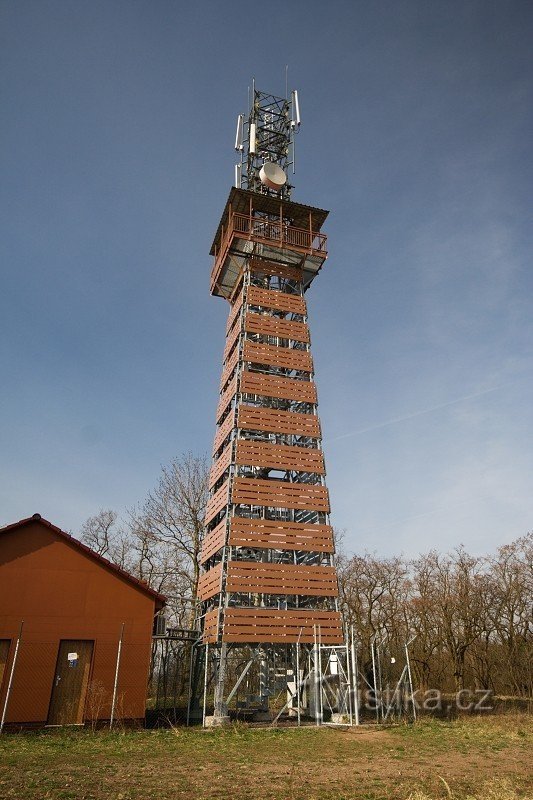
[0,714,531,799]
[408,776,530,800]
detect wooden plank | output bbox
[247,287,307,315]
[212,410,235,455]
[202,609,220,644]
[235,440,325,474]
[226,291,244,335]
[205,481,229,525]
[200,519,227,564]
[240,371,317,404]
[221,608,343,644]
[229,517,334,553]
[223,321,241,361]
[209,445,232,489]
[245,313,310,344]
[219,347,239,391]
[226,562,338,596]
[197,563,223,601]
[249,258,303,283]
[232,477,330,512]
[228,561,336,578]
[243,341,313,373]
[223,631,343,644]
[225,608,342,621]
[238,406,320,437]
[215,374,238,424]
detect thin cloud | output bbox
[325,384,506,444]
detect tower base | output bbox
[190,640,354,727]
[204,715,231,728]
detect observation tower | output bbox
[196,83,345,725]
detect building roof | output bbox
[0,514,166,606]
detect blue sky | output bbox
[1,0,532,557]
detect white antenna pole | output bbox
[249,123,256,155]
[0,621,24,733]
[234,114,244,151]
[292,90,301,126]
[110,622,125,728]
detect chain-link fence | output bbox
[0,623,154,731]
[146,634,199,726]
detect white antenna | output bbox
[249,123,256,155]
[234,163,242,188]
[292,90,301,127]
[234,114,244,151]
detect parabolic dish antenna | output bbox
[259,161,287,189]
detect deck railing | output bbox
[230,212,327,253]
[212,210,328,295]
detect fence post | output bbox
[405,637,417,722]
[110,623,125,729]
[0,621,24,733]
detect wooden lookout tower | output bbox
[195,83,345,724]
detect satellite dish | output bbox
[259,162,287,190]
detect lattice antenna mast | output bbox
[234,80,300,200]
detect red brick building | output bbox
[0,514,165,727]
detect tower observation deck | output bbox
[195,84,345,725]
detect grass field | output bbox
[0,715,531,800]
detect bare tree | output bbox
[131,452,209,605]
[484,533,533,696]
[80,509,133,570]
[79,453,209,627]
[80,509,117,556]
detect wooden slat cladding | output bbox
[226,562,338,597]
[205,481,229,525]
[216,374,238,424]
[249,258,303,283]
[241,371,317,404]
[229,518,334,553]
[238,406,321,438]
[200,519,227,564]
[212,411,235,455]
[232,477,330,512]
[245,313,310,343]
[243,341,313,373]
[221,608,344,644]
[202,608,220,643]
[197,563,223,601]
[219,347,239,391]
[235,440,325,474]
[209,445,232,489]
[225,292,244,335]
[223,321,241,361]
[247,286,307,316]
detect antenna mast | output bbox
[234,82,301,199]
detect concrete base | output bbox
[331,713,348,724]
[204,715,231,728]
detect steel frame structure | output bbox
[194,85,344,724]
[235,83,298,200]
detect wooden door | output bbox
[48,640,93,725]
[0,640,10,689]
